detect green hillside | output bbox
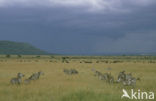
[0,41,49,55]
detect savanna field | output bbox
[0,55,156,101]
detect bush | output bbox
[6,54,11,58]
[17,55,22,58]
[36,55,40,58]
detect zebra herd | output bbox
[63,68,140,87]
[92,69,140,87]
[10,71,44,85]
[10,69,140,87]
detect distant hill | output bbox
[0,41,50,55]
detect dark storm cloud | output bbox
[0,0,156,54]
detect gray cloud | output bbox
[0,0,156,54]
[94,31,156,54]
[0,0,156,12]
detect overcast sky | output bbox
[0,0,156,55]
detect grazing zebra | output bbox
[100,73,114,83]
[117,71,126,82]
[92,69,106,80]
[24,71,44,84]
[29,71,44,81]
[98,73,108,80]
[107,73,114,83]
[123,73,136,86]
[63,69,78,75]
[92,69,114,83]
[117,71,137,86]
[123,77,136,86]
[10,73,25,85]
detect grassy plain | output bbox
[0,55,156,101]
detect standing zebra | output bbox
[10,73,25,85]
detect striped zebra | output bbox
[117,71,137,86]
[29,71,44,80]
[24,71,44,84]
[10,73,25,85]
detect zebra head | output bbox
[17,73,25,78]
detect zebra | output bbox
[117,71,137,86]
[117,71,126,83]
[24,71,44,84]
[123,73,136,86]
[10,73,25,85]
[92,69,110,80]
[29,71,44,81]
[122,77,136,86]
[107,73,114,83]
[94,71,103,77]
[92,69,114,83]
[98,73,108,80]
[63,69,78,75]
[101,73,114,83]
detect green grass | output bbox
[0,56,155,101]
